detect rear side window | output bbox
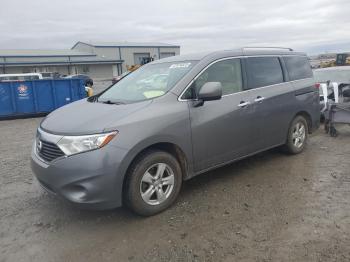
[246,57,284,89]
[283,56,313,81]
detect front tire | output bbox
[125,150,182,216]
[283,116,308,154]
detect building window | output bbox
[133,53,151,65]
[160,52,176,59]
[22,68,31,73]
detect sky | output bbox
[0,0,350,55]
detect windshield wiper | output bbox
[87,95,99,102]
[99,100,125,105]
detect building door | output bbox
[134,53,150,65]
[112,65,118,76]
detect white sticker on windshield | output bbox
[169,63,191,69]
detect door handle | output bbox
[238,101,250,108]
[254,96,265,103]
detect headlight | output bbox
[57,131,118,156]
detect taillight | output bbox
[315,83,320,89]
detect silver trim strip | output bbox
[37,128,63,144]
[254,97,265,102]
[178,55,313,102]
[237,101,251,107]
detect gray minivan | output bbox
[31,48,320,216]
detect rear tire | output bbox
[283,116,308,154]
[125,150,182,216]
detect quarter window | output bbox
[246,57,284,89]
[283,56,313,81]
[182,59,243,99]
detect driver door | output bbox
[186,58,256,172]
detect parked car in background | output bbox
[314,66,350,103]
[40,72,60,79]
[65,74,92,85]
[31,48,320,216]
[0,73,43,81]
[112,71,131,84]
[314,66,350,85]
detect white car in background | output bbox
[314,66,350,84]
[314,66,350,115]
[0,73,43,81]
[40,72,60,79]
[314,66,350,97]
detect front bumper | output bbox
[31,142,128,210]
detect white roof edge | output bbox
[75,41,180,48]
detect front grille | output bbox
[38,140,65,162]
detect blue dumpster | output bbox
[0,79,86,119]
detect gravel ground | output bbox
[0,118,349,262]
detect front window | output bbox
[98,61,197,103]
[182,58,243,99]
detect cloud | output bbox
[0,0,349,54]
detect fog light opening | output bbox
[66,185,88,202]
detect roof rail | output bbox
[242,47,293,51]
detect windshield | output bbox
[98,61,197,103]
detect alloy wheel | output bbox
[139,163,175,205]
[292,122,306,148]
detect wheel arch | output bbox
[294,111,313,134]
[121,141,191,203]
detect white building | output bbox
[0,41,180,79]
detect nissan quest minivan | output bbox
[31,48,320,216]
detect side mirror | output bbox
[198,82,222,101]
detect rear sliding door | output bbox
[244,56,295,150]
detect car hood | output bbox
[40,99,152,135]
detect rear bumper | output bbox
[31,143,128,210]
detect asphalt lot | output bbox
[94,80,113,94]
[0,117,349,262]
